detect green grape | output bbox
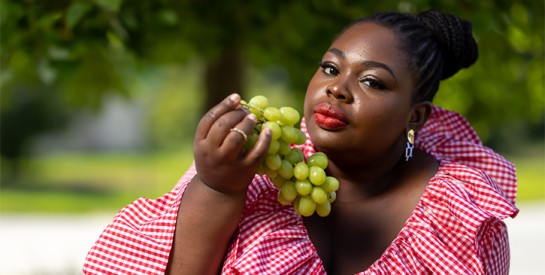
[295,129,307,145]
[263,107,280,122]
[315,200,331,217]
[254,123,262,133]
[248,107,262,118]
[285,148,304,164]
[328,191,337,203]
[265,153,282,170]
[279,106,300,126]
[280,180,297,201]
[268,140,280,154]
[278,159,294,179]
[298,196,316,217]
[293,162,309,180]
[272,176,286,189]
[241,95,340,217]
[256,164,266,175]
[295,148,305,163]
[249,95,268,111]
[264,166,278,179]
[309,166,326,185]
[262,121,282,140]
[311,186,328,204]
[293,197,301,215]
[295,179,313,196]
[307,152,328,170]
[277,191,292,205]
[278,140,291,156]
[322,176,340,192]
[281,126,300,144]
[245,133,259,150]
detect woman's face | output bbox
[304,21,416,162]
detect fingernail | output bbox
[229,93,240,102]
[248,113,257,121]
[240,106,250,114]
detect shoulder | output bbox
[390,161,516,274]
[416,105,518,204]
[424,162,519,224]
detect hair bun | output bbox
[417,9,478,80]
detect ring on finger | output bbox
[230,127,248,142]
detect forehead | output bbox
[330,22,406,66]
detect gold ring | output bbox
[230,127,248,142]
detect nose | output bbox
[326,83,353,103]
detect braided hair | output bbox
[342,9,478,102]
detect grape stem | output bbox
[241,102,267,124]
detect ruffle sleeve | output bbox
[365,162,518,274]
[363,106,519,274]
[83,163,196,274]
[416,106,518,204]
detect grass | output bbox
[0,188,135,213]
[508,155,545,202]
[0,147,194,213]
[0,144,543,214]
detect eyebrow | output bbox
[327,48,397,80]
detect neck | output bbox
[324,148,410,202]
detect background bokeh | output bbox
[0,0,543,274]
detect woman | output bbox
[84,9,518,274]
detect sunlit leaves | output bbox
[66,2,93,30]
[94,0,124,13]
[1,0,543,158]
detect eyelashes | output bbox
[360,78,386,90]
[319,62,339,76]
[318,62,386,90]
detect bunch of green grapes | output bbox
[242,95,339,217]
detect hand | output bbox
[193,93,272,195]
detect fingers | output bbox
[195,93,241,141]
[214,111,271,165]
[193,92,271,170]
[219,113,257,157]
[244,128,272,166]
[206,108,249,146]
[225,114,257,145]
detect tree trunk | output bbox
[204,47,245,113]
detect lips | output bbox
[313,103,349,130]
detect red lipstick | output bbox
[313,103,348,130]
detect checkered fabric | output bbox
[83,106,518,274]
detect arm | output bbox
[165,94,271,274]
[165,177,245,274]
[479,219,511,275]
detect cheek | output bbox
[303,90,313,121]
[303,75,322,118]
[354,98,408,136]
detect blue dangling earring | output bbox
[405,129,415,161]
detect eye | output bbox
[361,77,386,90]
[319,62,339,76]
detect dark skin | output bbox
[304,149,438,274]
[166,22,438,274]
[302,22,439,273]
[166,94,273,274]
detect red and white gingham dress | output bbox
[83,106,518,274]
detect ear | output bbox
[408,101,432,132]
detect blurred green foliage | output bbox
[1,0,543,182]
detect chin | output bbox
[307,127,339,154]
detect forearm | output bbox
[166,176,246,274]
